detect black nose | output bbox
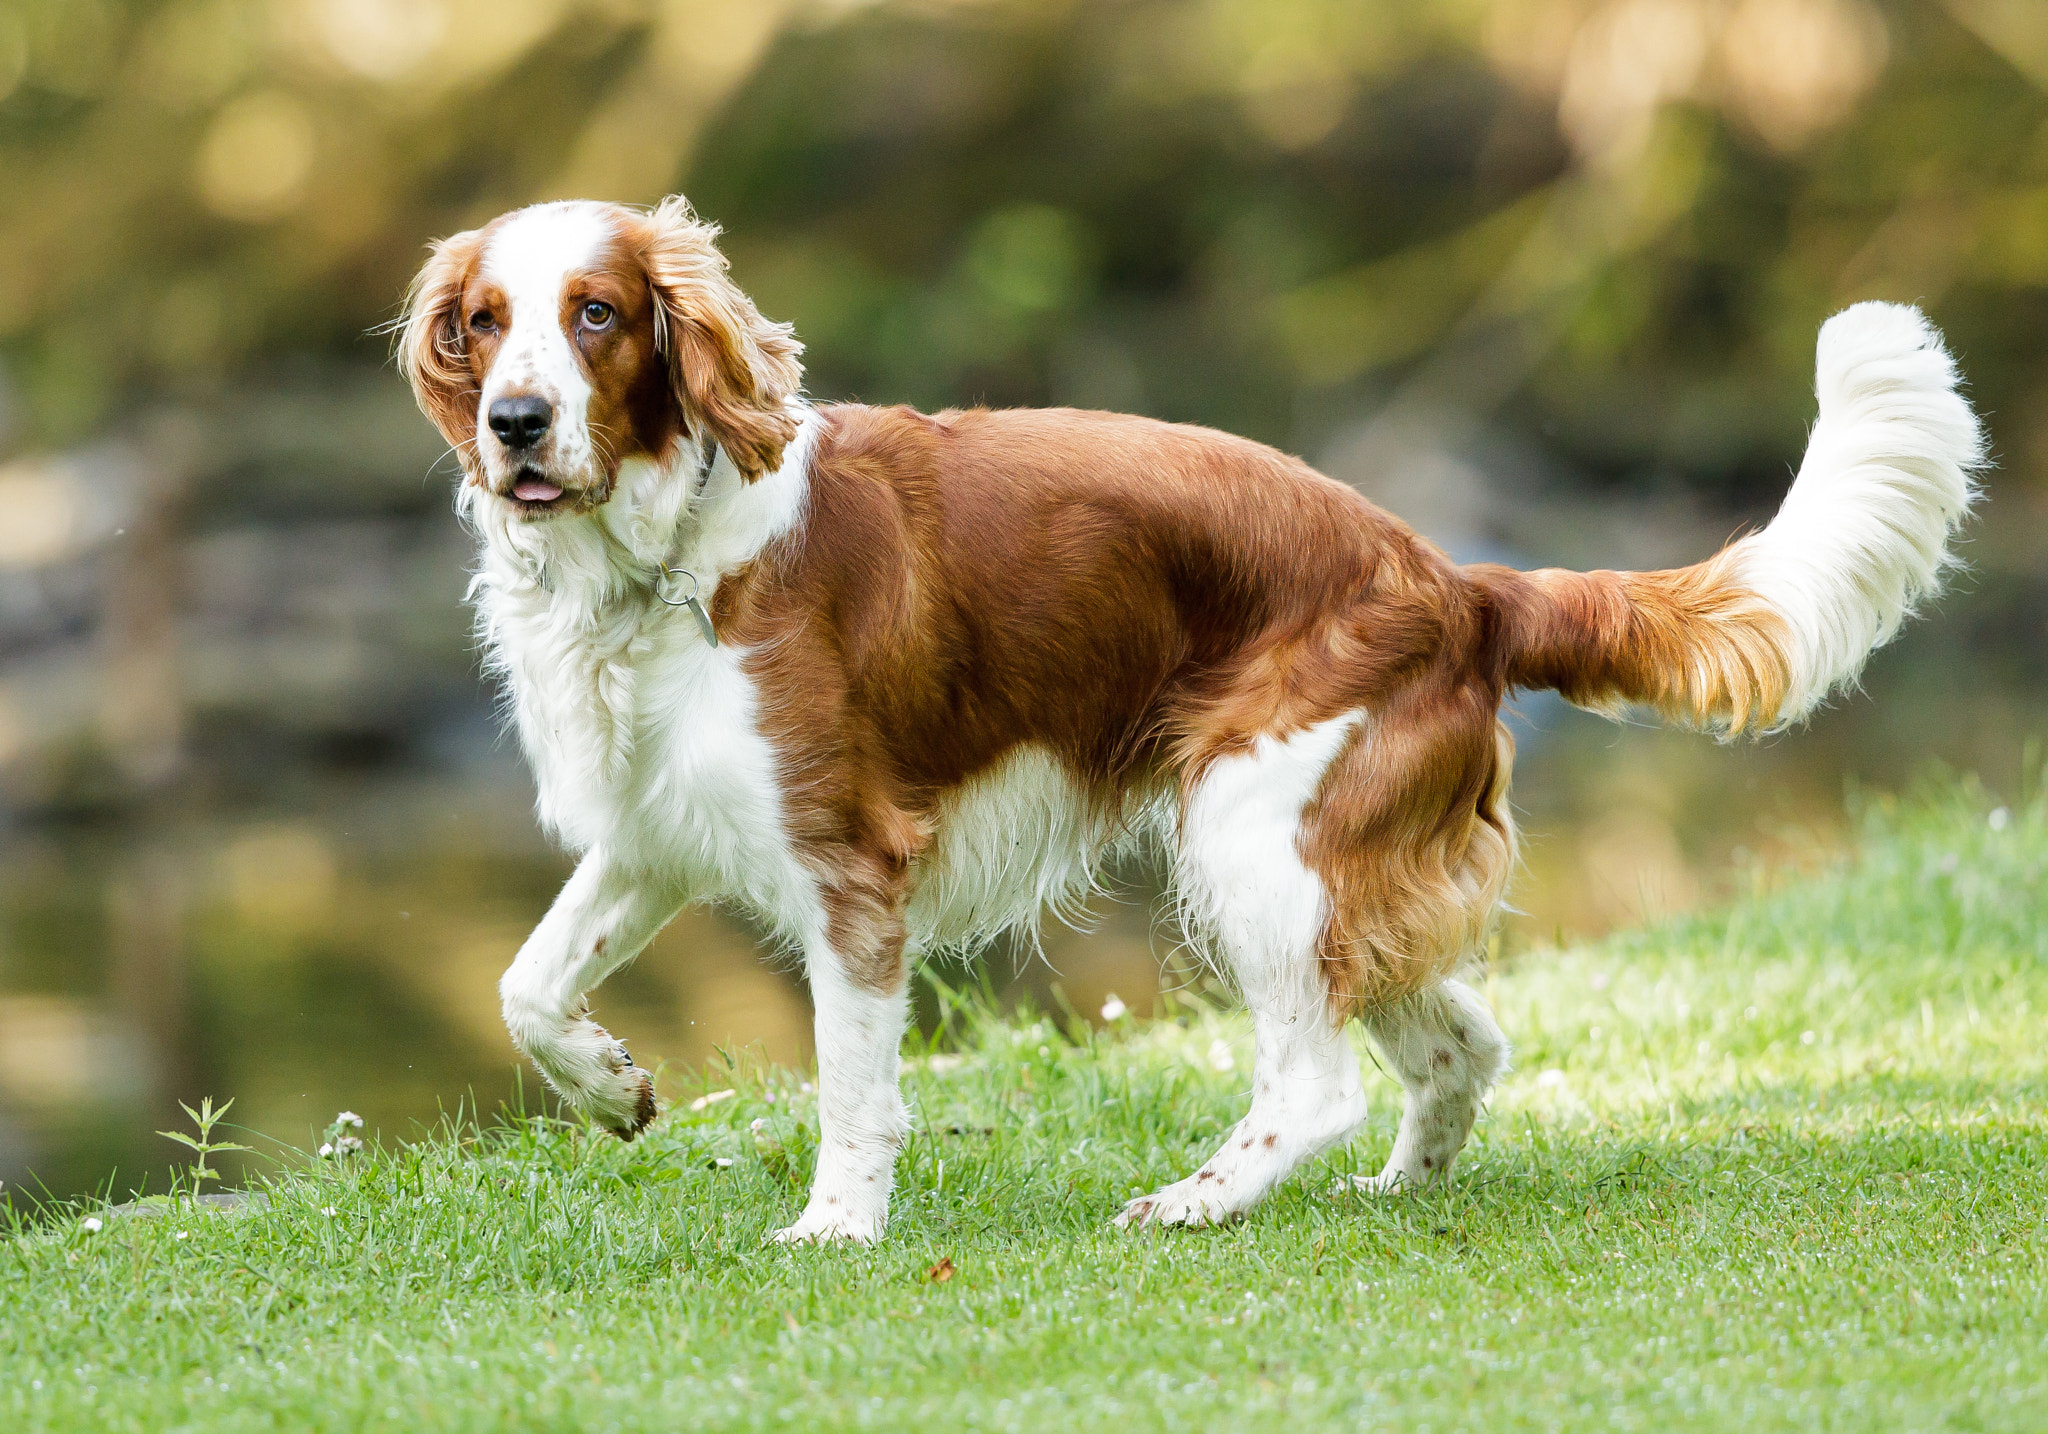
[487,395,553,449]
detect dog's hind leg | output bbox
[1346,977,1509,1194]
[499,853,686,1139]
[1117,715,1370,1230]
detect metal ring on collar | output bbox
[655,562,700,608]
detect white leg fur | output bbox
[499,853,685,1137]
[1118,715,1369,1229]
[1347,977,1509,1195]
[772,953,911,1245]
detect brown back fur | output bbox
[712,404,1521,1008]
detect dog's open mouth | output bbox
[508,470,569,513]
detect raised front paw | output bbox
[1114,1175,1236,1231]
[594,1061,658,1142]
[562,1028,658,1141]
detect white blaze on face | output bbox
[476,202,611,486]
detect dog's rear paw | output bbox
[1334,1169,1426,1198]
[771,1200,885,1246]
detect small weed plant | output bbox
[154,1097,252,1197]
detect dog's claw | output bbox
[600,1056,657,1141]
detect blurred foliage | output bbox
[7,0,2048,1208]
[3,0,2047,502]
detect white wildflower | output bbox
[318,1143,335,1158]
[1989,807,2010,831]
[175,1231,189,1241]
[336,1111,363,1128]
[321,1207,337,1216]
[1099,995,1128,1022]
[1536,1069,1568,1089]
[1207,1038,1235,1072]
[80,1217,103,1234]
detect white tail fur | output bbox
[1733,301,1986,723]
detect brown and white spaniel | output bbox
[398,196,1981,1242]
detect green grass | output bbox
[5,778,2046,1432]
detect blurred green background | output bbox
[2,0,2044,1204]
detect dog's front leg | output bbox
[773,943,910,1245]
[499,852,685,1139]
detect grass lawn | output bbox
[5,778,2045,1432]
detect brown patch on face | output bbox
[538,238,684,505]
[454,278,510,446]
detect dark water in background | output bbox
[1,557,2041,1210]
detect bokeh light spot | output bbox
[196,91,318,224]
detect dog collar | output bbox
[653,432,723,646]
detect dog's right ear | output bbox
[396,228,487,451]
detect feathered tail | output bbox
[1472,301,1985,731]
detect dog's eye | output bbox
[581,301,615,329]
[468,310,497,332]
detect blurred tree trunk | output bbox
[99,413,203,791]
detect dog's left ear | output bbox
[636,196,804,481]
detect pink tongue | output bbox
[513,478,564,502]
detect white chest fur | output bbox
[465,414,828,935]
[489,594,792,894]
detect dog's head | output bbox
[397,197,803,518]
